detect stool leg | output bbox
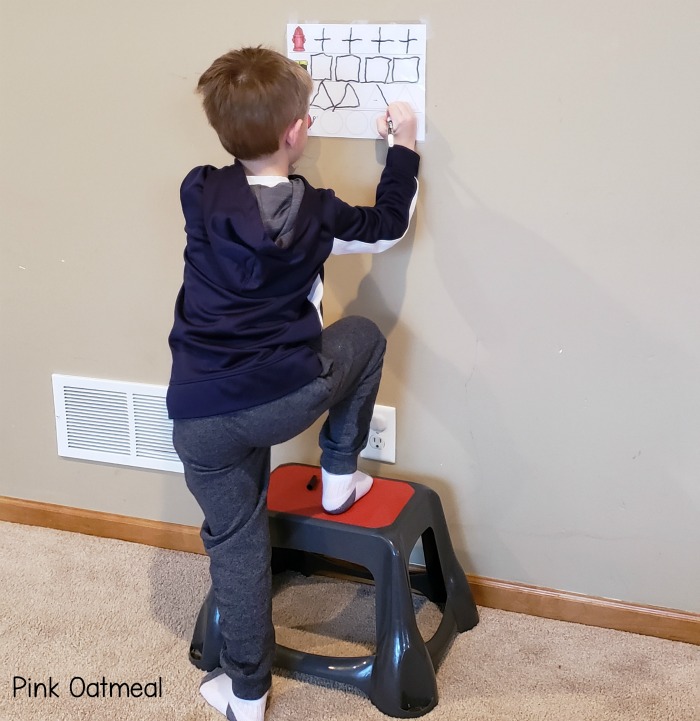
[189,586,223,672]
[371,544,438,718]
[417,528,448,605]
[427,501,479,632]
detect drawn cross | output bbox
[371,27,395,53]
[314,27,331,52]
[342,28,363,54]
[399,29,418,54]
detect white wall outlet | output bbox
[360,404,396,464]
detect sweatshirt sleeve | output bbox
[330,145,420,255]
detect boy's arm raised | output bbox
[330,103,420,256]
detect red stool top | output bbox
[268,464,415,529]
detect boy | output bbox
[167,46,419,721]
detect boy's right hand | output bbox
[376,102,417,151]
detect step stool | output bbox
[189,463,479,718]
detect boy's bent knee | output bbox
[320,316,387,364]
[340,315,386,345]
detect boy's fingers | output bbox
[387,105,414,132]
[380,102,415,139]
[388,101,411,119]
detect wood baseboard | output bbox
[0,494,205,555]
[1,494,697,645]
[466,575,698,644]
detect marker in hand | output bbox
[378,102,417,150]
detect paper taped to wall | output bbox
[287,23,426,141]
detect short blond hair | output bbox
[196,46,313,160]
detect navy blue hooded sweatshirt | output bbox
[167,145,420,419]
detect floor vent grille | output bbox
[52,374,183,473]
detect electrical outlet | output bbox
[360,404,396,464]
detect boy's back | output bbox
[167,143,419,420]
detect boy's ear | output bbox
[285,118,304,148]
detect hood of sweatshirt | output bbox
[181,161,326,295]
[248,178,305,250]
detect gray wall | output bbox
[2,1,698,612]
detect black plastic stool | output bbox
[189,463,479,718]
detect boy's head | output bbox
[197,46,313,160]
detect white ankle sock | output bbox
[199,668,268,721]
[321,469,373,514]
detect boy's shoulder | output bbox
[181,163,233,191]
[180,162,248,207]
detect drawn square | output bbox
[391,57,420,84]
[310,54,333,81]
[335,55,361,82]
[364,56,391,84]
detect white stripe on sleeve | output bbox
[331,179,419,256]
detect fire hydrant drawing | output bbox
[292,26,306,52]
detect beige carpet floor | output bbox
[0,520,697,721]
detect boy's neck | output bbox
[240,149,290,178]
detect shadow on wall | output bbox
[415,127,700,600]
[308,125,699,604]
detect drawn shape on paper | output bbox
[335,55,361,83]
[365,57,391,84]
[375,84,389,106]
[311,81,335,111]
[370,26,395,54]
[314,27,331,52]
[310,54,333,81]
[337,83,360,109]
[391,57,420,84]
[342,27,363,54]
[287,23,426,141]
[399,28,420,53]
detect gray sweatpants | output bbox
[172,316,386,700]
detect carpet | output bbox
[0,521,697,721]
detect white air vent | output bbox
[52,374,183,473]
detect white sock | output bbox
[199,668,268,721]
[321,469,374,514]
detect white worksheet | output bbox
[286,23,426,141]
